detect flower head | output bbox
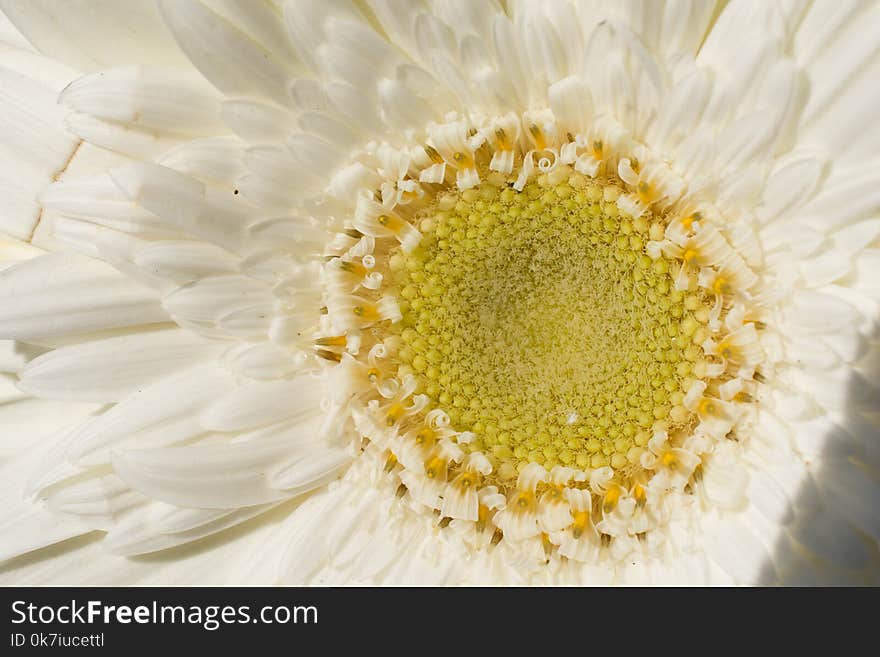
[0,0,878,585]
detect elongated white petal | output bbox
[156,0,295,107]
[18,329,222,402]
[0,0,190,71]
[0,252,168,341]
[112,431,337,509]
[102,501,278,557]
[62,362,238,466]
[0,49,79,240]
[109,162,249,251]
[157,136,247,187]
[200,375,325,432]
[60,66,225,137]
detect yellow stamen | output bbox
[713,277,731,296]
[452,151,474,168]
[633,483,647,507]
[386,403,405,426]
[661,451,678,469]
[424,144,444,164]
[315,335,347,347]
[513,489,535,512]
[528,123,547,150]
[337,259,368,277]
[424,454,448,480]
[352,304,380,321]
[682,248,700,265]
[315,349,342,362]
[603,484,621,514]
[475,504,491,532]
[571,510,591,539]
[453,471,479,490]
[495,127,511,150]
[681,211,701,229]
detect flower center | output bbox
[316,110,765,556]
[390,173,708,482]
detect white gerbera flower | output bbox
[0,0,878,586]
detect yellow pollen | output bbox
[384,452,398,472]
[352,304,380,321]
[682,212,701,228]
[571,510,591,538]
[713,277,731,295]
[514,489,535,511]
[452,151,473,168]
[414,426,436,447]
[454,472,478,490]
[718,338,736,360]
[633,483,647,507]
[337,259,368,276]
[315,348,342,362]
[697,398,715,416]
[424,144,443,164]
[661,451,678,469]
[543,485,564,502]
[528,124,547,150]
[477,504,491,532]
[386,403,405,426]
[495,127,511,150]
[315,335,347,347]
[682,248,700,265]
[603,484,621,513]
[424,455,448,479]
[591,140,603,159]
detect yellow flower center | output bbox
[388,173,712,482]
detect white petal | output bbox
[60,66,225,137]
[63,362,238,466]
[704,512,775,584]
[133,240,240,286]
[0,50,79,240]
[64,111,181,160]
[102,501,278,557]
[157,136,247,187]
[109,162,249,251]
[548,75,593,136]
[0,0,190,71]
[200,375,325,432]
[111,434,331,508]
[221,99,298,144]
[163,274,274,338]
[40,173,181,239]
[0,500,295,583]
[18,329,222,402]
[782,290,861,335]
[156,0,295,107]
[0,252,168,341]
